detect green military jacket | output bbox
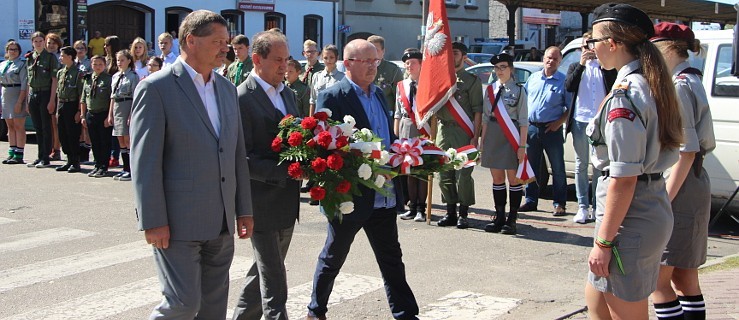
[286,79,310,117]
[436,68,483,122]
[300,61,324,88]
[81,72,113,113]
[56,65,83,102]
[374,59,404,112]
[27,49,60,91]
[227,57,253,85]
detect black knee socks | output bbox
[679,295,705,320]
[655,299,684,320]
[509,184,523,212]
[121,148,130,173]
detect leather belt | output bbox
[529,121,549,127]
[58,98,78,103]
[114,97,133,102]
[2,84,21,87]
[602,171,663,181]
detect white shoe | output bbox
[413,212,426,222]
[573,207,588,224]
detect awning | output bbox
[495,0,739,24]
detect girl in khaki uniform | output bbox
[107,50,139,181]
[585,4,683,319]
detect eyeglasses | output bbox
[346,58,381,67]
[74,47,86,50]
[585,37,610,50]
[492,65,509,71]
[6,48,19,52]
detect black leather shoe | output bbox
[518,202,538,212]
[67,165,81,173]
[501,223,517,235]
[484,222,503,233]
[56,164,72,171]
[437,215,457,227]
[399,211,416,220]
[309,200,319,206]
[456,216,469,229]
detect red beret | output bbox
[651,22,695,43]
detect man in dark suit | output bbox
[305,39,418,320]
[130,10,254,319]
[231,30,300,320]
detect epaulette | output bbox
[611,80,630,97]
[675,74,688,80]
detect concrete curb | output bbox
[699,252,739,269]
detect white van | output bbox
[558,31,739,210]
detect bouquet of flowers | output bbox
[387,137,479,180]
[273,110,396,221]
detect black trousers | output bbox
[28,90,53,162]
[86,111,112,169]
[57,101,81,165]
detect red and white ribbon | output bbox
[397,80,431,137]
[445,96,475,138]
[486,84,535,182]
[456,145,479,168]
[389,138,425,174]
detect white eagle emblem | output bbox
[424,11,446,56]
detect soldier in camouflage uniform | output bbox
[367,35,404,112]
[26,31,60,168]
[285,59,310,117]
[227,34,253,86]
[55,46,84,172]
[436,42,483,229]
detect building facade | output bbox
[3,0,336,60]
[488,1,591,49]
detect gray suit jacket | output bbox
[238,73,300,232]
[130,59,253,241]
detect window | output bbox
[221,10,244,39]
[265,12,286,33]
[465,0,477,5]
[712,44,739,97]
[165,7,191,36]
[445,0,457,4]
[303,15,322,47]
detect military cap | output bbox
[592,3,655,38]
[490,53,514,65]
[650,22,695,44]
[402,50,423,62]
[452,42,468,54]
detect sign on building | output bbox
[238,0,276,12]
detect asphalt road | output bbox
[1,141,737,319]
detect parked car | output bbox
[466,53,494,66]
[465,61,543,86]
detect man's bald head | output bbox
[343,39,379,92]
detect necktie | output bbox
[302,66,313,83]
[492,85,504,114]
[1,60,11,75]
[91,76,98,98]
[409,81,417,108]
[235,62,243,85]
[113,73,123,94]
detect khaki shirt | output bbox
[436,69,483,122]
[587,59,678,177]
[310,69,345,105]
[300,61,324,88]
[0,58,28,89]
[111,70,139,100]
[672,61,716,154]
[27,50,60,91]
[483,77,528,126]
[373,59,404,111]
[81,72,112,113]
[56,65,83,101]
[227,57,253,85]
[286,80,310,117]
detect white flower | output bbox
[360,143,373,154]
[374,175,386,188]
[358,163,372,180]
[361,128,373,138]
[343,115,356,126]
[339,201,355,214]
[454,153,469,170]
[375,150,390,165]
[446,148,458,159]
[338,123,354,137]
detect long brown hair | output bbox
[598,21,682,150]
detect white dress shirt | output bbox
[252,73,287,116]
[179,57,220,137]
[161,52,178,68]
[574,59,606,122]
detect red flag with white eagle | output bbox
[415,0,456,132]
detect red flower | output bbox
[301,117,317,130]
[287,162,303,179]
[306,139,317,148]
[271,137,283,152]
[288,131,303,147]
[316,131,333,149]
[335,136,349,148]
[311,157,328,174]
[309,186,326,201]
[314,111,329,121]
[335,180,351,194]
[327,153,344,170]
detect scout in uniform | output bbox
[285,59,310,117]
[80,55,113,178]
[55,46,84,173]
[650,22,716,320]
[26,31,60,168]
[395,49,430,222]
[73,40,93,163]
[108,49,140,181]
[584,4,683,319]
[480,53,528,235]
[368,35,404,112]
[436,42,483,229]
[227,34,253,86]
[300,39,325,89]
[1,40,29,165]
[309,44,345,115]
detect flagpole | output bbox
[420,0,435,225]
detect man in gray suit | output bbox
[130,10,254,319]
[231,30,300,320]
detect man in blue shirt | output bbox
[520,46,571,216]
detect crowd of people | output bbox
[0,3,717,319]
